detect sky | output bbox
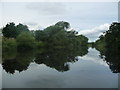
[0,1,118,42]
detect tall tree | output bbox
[104,22,120,73]
[2,22,18,38]
[95,22,120,73]
[16,32,36,51]
[16,23,29,33]
[2,23,29,38]
[55,21,70,30]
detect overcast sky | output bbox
[0,2,118,42]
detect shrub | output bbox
[2,37,17,52]
[36,41,45,49]
[16,32,36,51]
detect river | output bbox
[1,48,118,88]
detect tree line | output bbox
[2,21,89,74]
[94,22,120,73]
[2,21,88,53]
[2,21,120,73]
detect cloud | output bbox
[1,0,119,2]
[78,23,110,35]
[27,2,67,15]
[23,22,38,26]
[78,23,110,42]
[77,48,108,67]
[23,22,43,30]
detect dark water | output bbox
[1,48,118,88]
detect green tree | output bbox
[2,37,17,52]
[2,51,35,74]
[95,22,120,73]
[2,22,18,38]
[16,23,29,34]
[55,21,70,30]
[16,32,36,51]
[2,23,30,38]
[104,22,120,73]
[35,30,47,41]
[94,35,106,55]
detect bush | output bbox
[16,32,36,51]
[2,37,17,52]
[36,41,45,49]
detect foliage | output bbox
[2,23,29,38]
[2,21,89,53]
[2,37,17,52]
[95,22,120,73]
[88,42,94,48]
[2,21,120,73]
[16,23,29,34]
[55,21,70,30]
[2,21,90,73]
[35,30,47,41]
[34,21,89,53]
[2,51,35,74]
[94,35,106,55]
[16,32,36,51]
[104,22,120,73]
[35,41,45,49]
[2,23,18,38]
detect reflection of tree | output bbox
[2,21,89,73]
[2,42,88,74]
[35,49,71,72]
[100,48,120,73]
[2,51,35,74]
[35,46,88,72]
[2,45,88,74]
[96,22,120,73]
[104,23,120,73]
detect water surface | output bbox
[2,48,118,88]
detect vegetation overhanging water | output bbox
[1,21,120,74]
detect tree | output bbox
[2,23,30,38]
[2,37,17,52]
[95,22,120,73]
[104,22,120,73]
[35,30,47,41]
[16,23,29,33]
[2,51,35,74]
[43,25,64,43]
[16,32,36,51]
[2,22,18,38]
[55,21,70,30]
[2,21,90,73]
[94,35,106,55]
[105,22,120,50]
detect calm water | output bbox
[1,48,118,88]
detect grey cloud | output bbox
[23,22,38,26]
[27,2,67,15]
[23,22,43,30]
[85,34,100,42]
[26,74,65,88]
[78,24,110,42]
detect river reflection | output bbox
[2,48,119,88]
[2,46,88,74]
[99,49,120,73]
[2,47,120,74]
[2,51,35,74]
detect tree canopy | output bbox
[2,21,89,73]
[2,22,29,38]
[95,22,120,73]
[2,23,18,38]
[55,21,70,30]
